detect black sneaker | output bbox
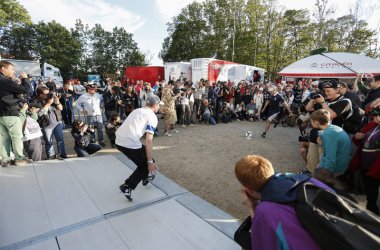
[119,183,132,201]
[261,132,266,138]
[142,175,155,186]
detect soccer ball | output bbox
[245,131,253,139]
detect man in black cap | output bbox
[117,95,162,201]
[311,79,352,129]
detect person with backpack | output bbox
[234,155,329,250]
[234,154,380,250]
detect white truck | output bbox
[0,59,64,87]
[164,62,191,82]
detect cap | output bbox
[146,95,164,106]
[319,79,341,89]
[311,81,319,86]
[86,83,97,89]
[259,87,263,91]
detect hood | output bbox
[260,173,310,203]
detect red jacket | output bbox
[350,122,380,180]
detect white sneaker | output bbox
[164,132,172,137]
[181,125,187,128]
[171,130,179,133]
[188,124,195,127]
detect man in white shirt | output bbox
[76,83,106,147]
[117,95,162,201]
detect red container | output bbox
[124,66,164,86]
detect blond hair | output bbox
[235,155,274,191]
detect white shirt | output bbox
[253,92,264,105]
[115,107,158,149]
[76,93,103,116]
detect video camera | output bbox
[368,107,380,116]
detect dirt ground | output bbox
[61,117,305,220]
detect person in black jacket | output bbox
[103,86,121,121]
[71,120,101,157]
[0,61,32,167]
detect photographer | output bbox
[199,99,216,125]
[122,86,139,118]
[0,61,32,167]
[59,82,74,128]
[71,120,101,157]
[220,102,232,123]
[103,86,121,121]
[32,85,67,160]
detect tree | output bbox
[33,21,81,77]
[0,0,32,57]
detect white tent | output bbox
[279,52,380,78]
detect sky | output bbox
[18,0,380,66]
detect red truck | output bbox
[123,66,164,86]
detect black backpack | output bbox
[295,183,380,250]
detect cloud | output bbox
[18,0,145,32]
[154,0,206,21]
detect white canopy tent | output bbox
[279,52,380,79]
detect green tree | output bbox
[160,1,208,62]
[34,21,81,77]
[0,0,32,57]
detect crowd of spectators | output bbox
[1,60,380,218]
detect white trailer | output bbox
[190,58,216,86]
[42,63,63,84]
[216,64,265,83]
[164,62,191,82]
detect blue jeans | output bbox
[202,113,216,125]
[42,122,66,158]
[74,143,101,157]
[86,115,104,143]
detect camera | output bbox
[180,88,187,92]
[47,93,54,99]
[368,107,380,116]
[144,87,149,91]
[309,92,322,99]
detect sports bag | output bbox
[295,183,380,250]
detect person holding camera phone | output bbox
[32,85,67,160]
[71,120,101,157]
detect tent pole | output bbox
[320,53,358,74]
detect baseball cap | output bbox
[146,95,164,106]
[86,83,97,89]
[319,79,341,89]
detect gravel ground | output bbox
[59,116,365,220]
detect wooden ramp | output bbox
[0,155,240,250]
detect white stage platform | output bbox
[0,155,240,250]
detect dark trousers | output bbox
[74,143,101,157]
[117,144,149,190]
[365,175,380,215]
[23,137,42,161]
